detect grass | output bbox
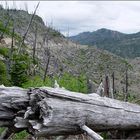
[11,130,29,140]
[0,128,29,140]
[0,127,5,134]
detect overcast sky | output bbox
[1,1,140,36]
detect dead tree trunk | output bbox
[42,29,51,82]
[112,72,115,97]
[18,2,40,54]
[124,66,129,102]
[32,24,38,76]
[43,50,51,82]
[1,86,140,139]
[9,19,15,69]
[33,23,37,64]
[11,20,15,54]
[104,75,109,97]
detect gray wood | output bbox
[18,2,40,54]
[81,125,103,140]
[0,86,28,127]
[1,86,140,138]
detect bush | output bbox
[55,73,88,93]
[10,53,31,87]
[0,47,9,58]
[22,73,88,93]
[0,60,10,85]
[11,130,29,140]
[22,75,54,88]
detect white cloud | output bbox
[1,1,140,36]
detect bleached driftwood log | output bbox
[1,86,140,139]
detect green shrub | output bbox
[10,53,31,87]
[12,130,29,140]
[0,60,10,85]
[0,20,21,41]
[55,72,88,93]
[0,127,5,135]
[0,47,9,58]
[0,128,29,140]
[22,75,54,88]
[22,73,88,93]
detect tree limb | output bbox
[18,2,40,54]
[81,125,103,140]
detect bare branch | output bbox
[81,125,103,140]
[33,23,38,63]
[18,2,40,54]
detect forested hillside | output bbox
[69,28,140,58]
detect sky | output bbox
[1,1,140,36]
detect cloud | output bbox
[1,1,140,36]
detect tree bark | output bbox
[1,86,140,139]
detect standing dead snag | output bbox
[11,19,15,55]
[1,86,140,139]
[43,49,51,82]
[18,2,40,54]
[33,23,38,64]
[104,75,109,97]
[112,72,115,98]
[32,23,38,76]
[9,18,15,70]
[124,66,129,102]
[42,26,52,82]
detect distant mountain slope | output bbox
[1,7,140,96]
[69,28,140,58]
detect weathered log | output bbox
[0,86,28,127]
[1,86,140,139]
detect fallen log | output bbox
[1,86,140,139]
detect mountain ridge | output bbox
[69,28,140,58]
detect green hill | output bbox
[69,28,140,58]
